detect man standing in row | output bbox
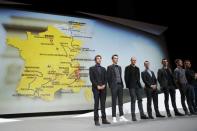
[141,61,165,119]
[157,59,184,117]
[107,54,128,123]
[89,55,110,126]
[125,57,148,121]
[174,59,192,115]
[184,60,197,113]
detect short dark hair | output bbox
[184,59,191,63]
[112,54,118,59]
[144,60,149,64]
[175,59,182,64]
[162,58,168,62]
[94,55,102,61]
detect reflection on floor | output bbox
[0,111,197,131]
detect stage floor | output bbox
[0,112,197,131]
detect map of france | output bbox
[6,25,87,101]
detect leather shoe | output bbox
[95,121,100,126]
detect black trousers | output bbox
[145,88,159,116]
[188,84,196,111]
[129,86,145,116]
[92,87,106,121]
[179,84,193,113]
[194,86,197,107]
[163,85,179,113]
[111,84,124,117]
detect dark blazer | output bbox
[141,70,157,88]
[89,65,107,89]
[157,67,176,88]
[107,64,124,88]
[124,65,142,89]
[185,68,196,85]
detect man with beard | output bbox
[157,58,184,117]
[174,59,193,115]
[184,60,197,113]
[89,55,111,126]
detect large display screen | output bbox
[0,8,167,114]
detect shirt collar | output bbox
[131,64,136,67]
[113,64,118,67]
[146,69,151,72]
[95,64,101,67]
[163,66,168,69]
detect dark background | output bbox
[0,0,196,70]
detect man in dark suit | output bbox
[89,55,110,126]
[141,61,165,119]
[124,57,148,121]
[174,59,191,115]
[157,58,184,117]
[107,54,128,123]
[184,60,197,113]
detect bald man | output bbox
[124,57,148,121]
